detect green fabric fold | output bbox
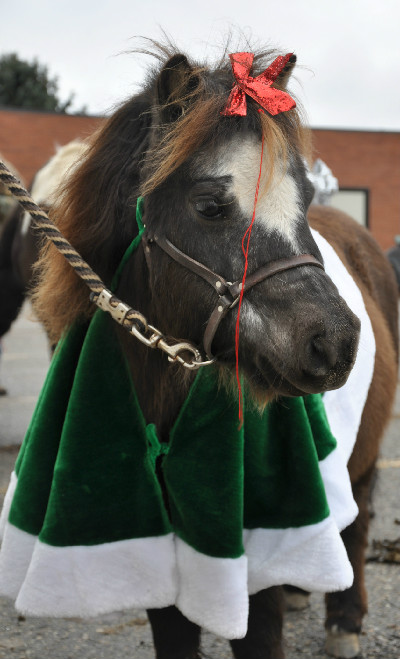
[243,396,330,530]
[12,312,172,546]
[9,305,337,559]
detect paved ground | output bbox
[0,305,399,659]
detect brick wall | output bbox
[1,110,399,250]
[312,129,400,250]
[0,108,103,187]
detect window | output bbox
[330,189,369,227]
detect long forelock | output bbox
[140,46,310,197]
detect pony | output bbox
[0,158,25,338]
[0,158,19,230]
[8,44,400,659]
[0,141,87,338]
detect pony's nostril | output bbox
[304,333,340,378]
[311,334,338,369]
[303,331,357,380]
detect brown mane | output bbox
[32,44,310,344]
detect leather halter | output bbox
[143,233,324,361]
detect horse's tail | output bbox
[0,208,26,337]
[386,245,400,294]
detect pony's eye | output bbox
[195,199,223,219]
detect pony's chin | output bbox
[217,352,352,403]
[250,356,352,400]
[250,372,312,400]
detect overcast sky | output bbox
[2,0,399,130]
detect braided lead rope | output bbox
[0,159,147,333]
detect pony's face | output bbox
[142,55,360,398]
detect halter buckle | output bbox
[228,294,240,309]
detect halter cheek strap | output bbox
[143,232,324,360]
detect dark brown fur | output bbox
[0,207,26,336]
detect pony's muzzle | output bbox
[299,316,361,389]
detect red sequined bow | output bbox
[221,52,296,117]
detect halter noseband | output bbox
[143,232,325,361]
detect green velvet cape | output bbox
[0,202,367,639]
[10,310,336,555]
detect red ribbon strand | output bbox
[223,51,295,425]
[235,133,265,429]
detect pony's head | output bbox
[35,43,360,400]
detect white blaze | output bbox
[209,136,301,248]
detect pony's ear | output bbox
[156,54,200,123]
[275,54,297,88]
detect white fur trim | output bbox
[0,523,36,598]
[175,537,249,639]
[1,527,178,617]
[319,449,358,531]
[0,471,17,541]
[244,515,353,595]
